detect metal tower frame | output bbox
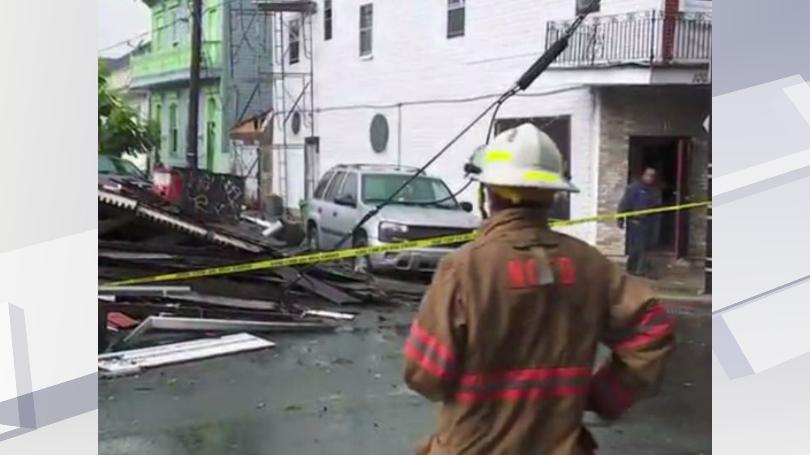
[227,0,275,206]
[256,0,317,203]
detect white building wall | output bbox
[273,0,709,243]
[682,0,713,13]
[601,0,663,14]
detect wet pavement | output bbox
[99,300,710,455]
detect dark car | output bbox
[98,155,152,191]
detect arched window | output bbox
[154,103,163,149]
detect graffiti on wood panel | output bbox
[176,169,245,222]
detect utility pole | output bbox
[186,0,203,169]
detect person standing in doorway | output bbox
[618,167,662,277]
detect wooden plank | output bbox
[272,267,361,305]
[99,333,275,376]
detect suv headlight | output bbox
[378,221,409,242]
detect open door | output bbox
[627,136,692,258]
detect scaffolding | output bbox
[227,0,275,206]
[256,0,317,205]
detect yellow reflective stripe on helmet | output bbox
[484,150,513,163]
[523,170,561,182]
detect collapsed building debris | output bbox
[98,333,275,377]
[302,310,357,321]
[121,316,331,346]
[98,285,192,297]
[98,181,420,372]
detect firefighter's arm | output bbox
[403,258,466,402]
[589,264,675,420]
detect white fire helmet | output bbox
[474,123,579,193]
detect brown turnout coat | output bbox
[403,208,675,455]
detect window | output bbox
[170,10,178,45]
[324,171,347,201]
[99,156,147,179]
[447,0,465,38]
[576,0,600,15]
[361,174,458,208]
[359,4,373,57]
[289,19,300,64]
[154,103,163,149]
[154,13,165,50]
[206,98,217,158]
[324,0,333,40]
[338,172,358,203]
[206,6,219,40]
[169,104,178,155]
[370,114,389,153]
[314,171,335,199]
[98,155,118,174]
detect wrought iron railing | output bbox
[545,10,711,67]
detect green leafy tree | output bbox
[98,61,159,157]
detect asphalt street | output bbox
[99,300,710,455]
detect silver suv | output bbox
[304,164,479,272]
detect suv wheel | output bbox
[352,232,373,274]
[307,224,320,251]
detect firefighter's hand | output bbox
[617,218,625,229]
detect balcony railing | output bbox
[131,41,222,81]
[545,11,711,67]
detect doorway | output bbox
[627,136,691,257]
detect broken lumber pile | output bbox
[97,183,398,370]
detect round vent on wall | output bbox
[370,114,389,153]
[291,111,302,135]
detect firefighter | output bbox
[403,123,675,455]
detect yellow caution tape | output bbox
[107,201,710,286]
[552,200,710,227]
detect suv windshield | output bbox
[362,174,458,209]
[99,155,146,179]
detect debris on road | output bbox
[120,315,331,346]
[302,310,357,321]
[98,333,275,377]
[98,180,422,375]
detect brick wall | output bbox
[687,135,709,258]
[596,85,710,257]
[661,0,680,61]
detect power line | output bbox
[98,31,151,54]
[98,0,229,54]
[314,85,587,113]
